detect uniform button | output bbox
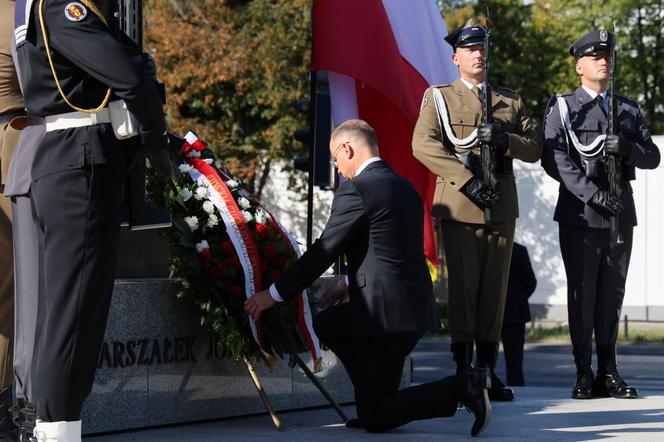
[450,181,456,185]
[579,193,584,197]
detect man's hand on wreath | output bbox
[319,280,349,309]
[244,290,276,321]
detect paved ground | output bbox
[86,338,664,441]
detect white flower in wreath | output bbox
[255,209,267,225]
[239,189,250,198]
[238,196,251,209]
[184,216,199,231]
[187,150,201,158]
[178,163,193,174]
[225,179,238,189]
[178,188,193,202]
[195,240,210,253]
[203,158,213,164]
[241,210,253,223]
[202,200,215,214]
[207,214,219,227]
[194,186,208,201]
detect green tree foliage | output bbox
[439,0,664,132]
[145,0,311,196]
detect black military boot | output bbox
[0,387,17,441]
[451,342,491,437]
[572,345,594,399]
[476,341,514,401]
[594,345,638,399]
[13,400,36,442]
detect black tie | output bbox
[596,95,607,115]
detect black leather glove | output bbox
[588,190,623,218]
[461,177,502,210]
[604,134,632,159]
[142,53,158,81]
[140,129,173,178]
[478,123,509,155]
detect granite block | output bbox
[82,276,374,435]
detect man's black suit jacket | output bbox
[275,160,434,339]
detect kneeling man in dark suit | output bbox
[245,119,491,436]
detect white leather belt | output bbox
[45,108,111,132]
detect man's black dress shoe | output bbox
[593,372,638,399]
[487,371,515,402]
[459,367,491,437]
[572,371,594,399]
[345,418,363,429]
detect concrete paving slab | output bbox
[86,386,664,441]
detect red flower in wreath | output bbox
[207,263,224,280]
[269,269,282,282]
[222,240,235,255]
[226,255,241,268]
[255,223,268,237]
[198,248,212,263]
[229,286,243,300]
[264,244,276,258]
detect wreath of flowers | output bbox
[148,132,320,368]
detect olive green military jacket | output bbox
[412,78,541,224]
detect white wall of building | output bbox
[258,164,334,254]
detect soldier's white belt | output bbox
[45,108,111,131]
[45,100,138,140]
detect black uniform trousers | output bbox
[313,303,458,433]
[559,224,633,347]
[501,323,525,386]
[30,160,123,422]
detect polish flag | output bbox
[312,0,458,267]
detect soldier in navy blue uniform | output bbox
[542,30,660,401]
[14,0,171,439]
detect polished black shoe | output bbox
[594,372,638,399]
[15,403,36,442]
[487,371,515,402]
[458,367,491,437]
[345,418,363,429]
[572,371,594,399]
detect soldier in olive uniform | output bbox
[0,0,24,438]
[542,30,660,400]
[412,18,541,402]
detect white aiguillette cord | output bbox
[557,95,606,158]
[432,87,479,150]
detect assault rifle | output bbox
[605,30,623,247]
[479,8,497,226]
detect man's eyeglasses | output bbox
[330,141,348,168]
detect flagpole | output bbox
[305,0,316,248]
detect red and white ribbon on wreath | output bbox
[181,131,321,368]
[261,206,322,370]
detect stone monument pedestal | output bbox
[81,276,410,434]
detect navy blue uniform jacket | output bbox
[542,86,660,228]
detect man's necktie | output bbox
[471,86,481,102]
[596,94,607,115]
